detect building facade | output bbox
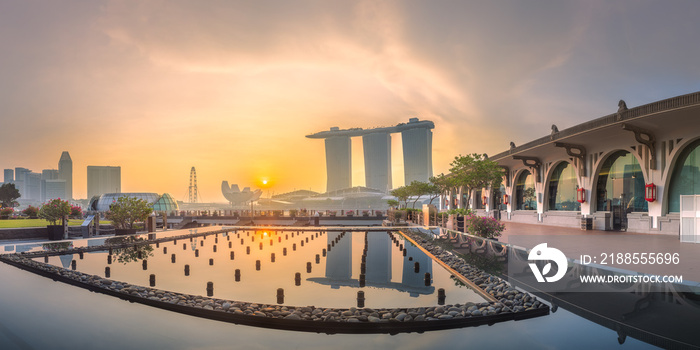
[87,166,121,199]
[446,92,700,236]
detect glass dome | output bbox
[90,193,179,212]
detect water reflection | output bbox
[39,229,485,309]
[421,227,700,349]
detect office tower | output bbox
[362,132,392,192]
[3,169,13,183]
[44,180,67,201]
[58,151,73,200]
[87,166,121,199]
[14,167,30,197]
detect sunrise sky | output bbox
[1,0,699,202]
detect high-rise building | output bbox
[324,133,352,193]
[362,132,392,192]
[87,166,121,199]
[307,118,434,193]
[401,119,433,185]
[24,172,41,201]
[42,169,59,180]
[3,169,13,183]
[14,167,30,198]
[58,151,73,200]
[44,180,67,201]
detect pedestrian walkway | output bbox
[500,222,700,284]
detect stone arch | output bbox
[590,148,648,213]
[543,159,580,212]
[662,136,700,214]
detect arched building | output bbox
[448,92,700,235]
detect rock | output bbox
[368,316,381,323]
[284,313,301,320]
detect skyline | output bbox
[2,1,700,202]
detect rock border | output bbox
[0,228,548,334]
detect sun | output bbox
[262,180,268,185]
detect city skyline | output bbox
[1,1,700,201]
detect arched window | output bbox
[515,170,536,210]
[596,151,647,212]
[548,162,580,211]
[668,139,700,212]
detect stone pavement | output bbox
[499,222,700,284]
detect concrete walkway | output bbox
[499,222,700,284]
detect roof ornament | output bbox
[617,100,628,121]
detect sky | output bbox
[1,0,699,202]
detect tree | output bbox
[107,196,153,230]
[386,199,399,209]
[406,180,440,209]
[390,186,411,209]
[38,198,71,225]
[431,173,456,207]
[449,153,503,209]
[0,183,20,208]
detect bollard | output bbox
[209,258,214,265]
[215,237,218,244]
[174,239,177,245]
[414,262,420,273]
[190,237,193,242]
[438,288,446,305]
[44,256,49,263]
[278,237,282,243]
[241,238,244,245]
[246,246,250,254]
[403,249,407,257]
[270,239,273,246]
[327,244,331,251]
[142,260,148,270]
[229,242,232,248]
[184,265,190,276]
[109,247,113,255]
[213,245,217,252]
[71,260,76,270]
[360,262,366,274]
[234,269,241,281]
[163,247,167,254]
[305,237,308,243]
[301,241,304,247]
[271,253,276,262]
[183,243,187,250]
[107,255,112,264]
[424,272,431,286]
[285,234,288,240]
[294,272,301,286]
[357,291,365,308]
[206,282,213,297]
[293,244,296,251]
[79,252,84,259]
[256,260,261,270]
[171,254,176,263]
[150,274,156,287]
[322,248,326,257]
[105,266,111,278]
[230,251,235,260]
[359,274,365,287]
[331,241,335,247]
[259,242,263,250]
[276,288,284,304]
[195,249,199,257]
[306,262,312,273]
[315,254,320,264]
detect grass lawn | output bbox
[0,219,106,228]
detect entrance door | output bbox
[611,194,628,231]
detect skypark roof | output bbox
[306,118,434,139]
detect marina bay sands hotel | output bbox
[307,118,434,193]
